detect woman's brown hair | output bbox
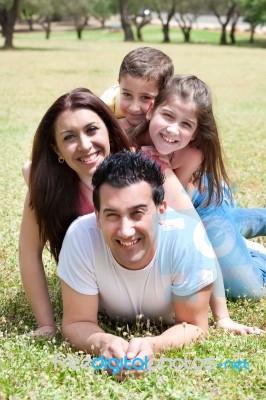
[29,88,132,262]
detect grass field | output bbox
[0,28,265,399]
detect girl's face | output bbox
[54,108,110,183]
[119,74,158,128]
[147,96,198,155]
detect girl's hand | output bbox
[216,316,264,335]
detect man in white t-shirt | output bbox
[58,150,217,372]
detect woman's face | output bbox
[54,108,110,182]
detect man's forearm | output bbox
[62,322,130,359]
[62,322,107,354]
[145,323,205,354]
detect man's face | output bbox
[96,181,166,270]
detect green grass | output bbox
[0,29,265,399]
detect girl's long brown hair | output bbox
[131,75,231,206]
[29,88,132,262]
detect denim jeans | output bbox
[192,187,266,300]
[231,208,266,238]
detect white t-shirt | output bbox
[58,210,217,324]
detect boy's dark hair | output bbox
[118,47,174,91]
[92,150,165,211]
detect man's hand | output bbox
[216,316,265,335]
[114,337,154,380]
[98,333,129,360]
[126,337,154,361]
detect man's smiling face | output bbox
[96,181,166,270]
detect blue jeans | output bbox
[192,188,266,300]
[231,208,266,238]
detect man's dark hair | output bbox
[92,150,165,211]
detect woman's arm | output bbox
[19,192,56,336]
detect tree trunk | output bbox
[250,27,255,43]
[162,24,170,43]
[3,0,20,49]
[134,17,151,42]
[211,4,236,46]
[181,27,191,43]
[119,0,134,41]
[220,25,227,45]
[77,28,82,40]
[45,22,51,40]
[230,26,235,44]
[0,9,8,37]
[137,25,142,41]
[230,11,239,45]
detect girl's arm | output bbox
[210,264,264,335]
[163,167,196,211]
[172,147,203,189]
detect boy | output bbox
[100,46,174,131]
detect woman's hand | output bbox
[29,325,56,338]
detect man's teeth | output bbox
[161,134,176,143]
[79,153,99,162]
[119,239,138,247]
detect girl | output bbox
[131,74,266,300]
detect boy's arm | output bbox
[100,85,124,118]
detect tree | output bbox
[119,0,134,41]
[61,0,90,40]
[21,0,37,31]
[175,0,204,43]
[239,0,266,42]
[208,0,237,45]
[21,0,58,39]
[89,0,114,28]
[20,0,58,39]
[229,6,240,44]
[152,0,177,43]
[131,9,152,41]
[0,0,20,49]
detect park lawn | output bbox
[0,30,265,399]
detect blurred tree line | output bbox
[1,0,266,49]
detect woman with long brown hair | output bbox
[19,88,133,337]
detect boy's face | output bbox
[95,181,166,270]
[119,74,159,128]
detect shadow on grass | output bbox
[0,46,77,52]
